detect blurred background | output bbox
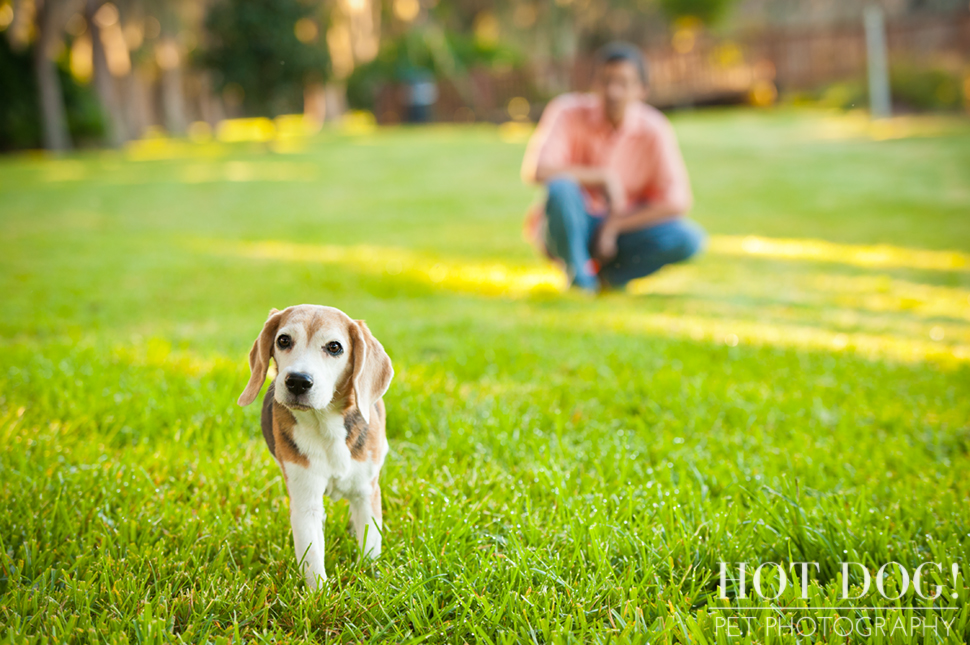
[1,0,968,151]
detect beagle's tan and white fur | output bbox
[238,305,393,587]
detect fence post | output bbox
[864,5,892,119]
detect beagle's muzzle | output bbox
[238,304,393,587]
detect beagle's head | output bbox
[237,305,393,423]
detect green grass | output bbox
[1,109,969,643]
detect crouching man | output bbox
[521,42,706,292]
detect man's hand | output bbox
[604,172,627,214]
[594,219,620,262]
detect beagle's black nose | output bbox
[285,372,313,395]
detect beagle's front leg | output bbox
[349,475,383,559]
[283,462,328,587]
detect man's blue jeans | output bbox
[544,178,706,290]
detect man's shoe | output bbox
[570,272,600,293]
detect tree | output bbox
[86,0,127,145]
[1,2,106,151]
[659,0,737,25]
[33,0,75,150]
[199,0,330,117]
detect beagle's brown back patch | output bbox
[344,399,386,463]
[344,408,369,460]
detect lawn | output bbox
[1,109,969,644]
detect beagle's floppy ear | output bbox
[348,320,393,425]
[238,308,283,406]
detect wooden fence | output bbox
[375,10,969,122]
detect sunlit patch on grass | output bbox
[631,263,970,323]
[813,111,970,142]
[38,158,318,184]
[498,121,534,143]
[41,159,88,182]
[808,274,970,321]
[627,256,970,363]
[709,235,970,272]
[202,239,565,296]
[340,110,378,135]
[124,115,324,160]
[111,337,235,377]
[577,308,970,365]
[216,117,277,143]
[126,135,228,162]
[202,237,970,364]
[180,161,318,183]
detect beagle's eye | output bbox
[324,341,343,356]
[276,334,292,350]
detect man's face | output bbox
[595,60,646,124]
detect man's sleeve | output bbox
[520,96,574,184]
[643,117,692,212]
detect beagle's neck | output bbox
[290,405,346,444]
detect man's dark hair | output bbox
[595,42,649,86]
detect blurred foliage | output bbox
[0,38,104,151]
[346,28,524,111]
[0,37,39,150]
[64,73,108,146]
[890,63,965,111]
[198,0,330,117]
[659,0,737,25]
[810,81,868,111]
[793,63,966,113]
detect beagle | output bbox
[237,305,393,587]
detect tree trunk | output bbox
[157,35,187,136]
[34,0,71,151]
[324,82,347,122]
[122,70,153,139]
[86,0,127,146]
